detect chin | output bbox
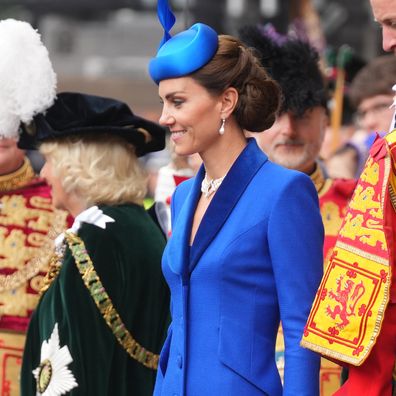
[174,146,195,157]
[272,154,303,169]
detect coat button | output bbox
[176,354,183,369]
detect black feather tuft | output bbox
[239,25,327,116]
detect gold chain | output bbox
[65,231,159,370]
[0,210,68,292]
[39,251,63,295]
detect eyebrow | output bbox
[159,91,186,101]
[166,91,184,99]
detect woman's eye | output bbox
[173,99,184,107]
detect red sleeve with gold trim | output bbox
[0,178,70,332]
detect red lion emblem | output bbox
[326,275,366,329]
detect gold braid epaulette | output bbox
[64,231,159,370]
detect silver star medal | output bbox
[33,323,78,395]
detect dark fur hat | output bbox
[18,92,166,156]
[239,25,328,116]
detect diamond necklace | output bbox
[201,172,226,198]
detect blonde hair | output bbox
[40,134,147,206]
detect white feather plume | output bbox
[0,19,57,138]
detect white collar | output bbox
[55,206,115,249]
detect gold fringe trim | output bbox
[336,241,389,266]
[389,183,396,212]
[300,339,365,366]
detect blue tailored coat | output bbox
[154,139,323,396]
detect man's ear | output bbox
[220,87,239,118]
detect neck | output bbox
[66,196,88,218]
[300,161,316,175]
[0,160,25,177]
[0,158,35,191]
[201,130,247,179]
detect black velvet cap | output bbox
[18,92,166,156]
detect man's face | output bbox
[370,0,396,54]
[253,106,328,174]
[0,138,25,175]
[356,94,395,134]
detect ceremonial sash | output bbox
[64,231,159,370]
[301,130,396,366]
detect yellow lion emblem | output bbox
[349,185,382,219]
[321,202,343,236]
[360,158,379,186]
[339,213,387,250]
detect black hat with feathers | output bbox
[239,25,328,117]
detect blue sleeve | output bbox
[268,173,323,396]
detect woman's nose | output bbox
[159,108,175,127]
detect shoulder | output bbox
[80,204,165,246]
[257,160,317,193]
[100,204,145,223]
[322,177,357,201]
[12,177,51,196]
[255,164,320,219]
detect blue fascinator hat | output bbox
[148,0,218,84]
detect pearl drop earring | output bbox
[219,118,225,135]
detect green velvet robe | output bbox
[21,204,169,395]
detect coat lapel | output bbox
[189,138,267,273]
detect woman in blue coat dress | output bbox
[148,8,324,396]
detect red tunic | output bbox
[0,159,70,396]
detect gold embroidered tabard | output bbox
[301,131,396,366]
[0,187,67,326]
[0,158,70,395]
[0,332,25,396]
